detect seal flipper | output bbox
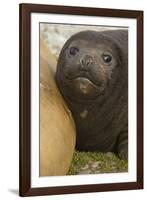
[117,127,128,160]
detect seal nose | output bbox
[80,55,93,71]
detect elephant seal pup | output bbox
[55,30,128,160]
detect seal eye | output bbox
[102,54,112,63]
[69,47,79,56]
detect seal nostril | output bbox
[80,58,85,67]
[80,55,93,71]
[86,59,92,66]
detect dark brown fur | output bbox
[55,30,128,160]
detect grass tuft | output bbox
[67,151,128,175]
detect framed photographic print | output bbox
[19,3,143,197]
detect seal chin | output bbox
[62,70,106,99]
[73,77,97,95]
[66,76,105,99]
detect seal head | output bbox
[56,30,124,103]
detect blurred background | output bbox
[40,23,126,58]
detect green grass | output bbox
[67,151,128,175]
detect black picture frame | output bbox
[19,3,143,197]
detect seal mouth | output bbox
[67,76,98,95]
[64,71,105,97]
[75,77,97,87]
[67,72,98,87]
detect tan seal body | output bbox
[40,39,76,176]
